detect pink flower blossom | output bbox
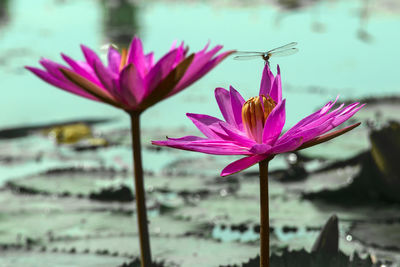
[26,37,234,112]
[153,64,364,176]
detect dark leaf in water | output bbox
[220,249,374,267]
[311,214,339,254]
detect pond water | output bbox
[1,0,399,130]
[0,0,400,266]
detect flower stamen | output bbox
[119,48,128,71]
[242,95,276,143]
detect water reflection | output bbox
[276,0,302,10]
[357,0,373,43]
[274,0,374,41]
[310,0,326,33]
[0,0,10,28]
[274,0,322,29]
[100,0,139,48]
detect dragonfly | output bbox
[234,42,298,65]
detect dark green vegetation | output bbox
[0,97,399,266]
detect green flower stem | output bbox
[130,113,152,267]
[259,159,270,267]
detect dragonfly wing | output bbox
[233,54,264,60]
[269,48,298,58]
[267,42,298,53]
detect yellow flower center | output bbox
[241,95,276,143]
[119,48,128,71]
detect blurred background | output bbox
[0,0,399,266]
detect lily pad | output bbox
[349,222,400,251]
[6,167,129,197]
[0,249,128,267]
[46,235,258,267]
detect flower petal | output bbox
[331,104,365,129]
[221,154,270,176]
[61,54,99,85]
[174,44,222,86]
[138,54,194,110]
[279,99,338,140]
[145,49,179,94]
[259,64,274,97]
[127,37,146,77]
[270,65,282,103]
[282,117,334,144]
[186,113,224,139]
[81,45,102,69]
[145,52,154,70]
[59,68,121,108]
[25,66,98,101]
[93,59,118,93]
[230,86,246,130]
[297,122,361,151]
[119,64,145,106]
[272,137,303,154]
[219,122,256,147]
[107,46,121,73]
[215,87,236,126]
[250,144,272,154]
[154,135,205,143]
[152,138,250,155]
[262,99,286,144]
[173,49,234,94]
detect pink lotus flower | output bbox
[26,37,234,113]
[153,64,364,176]
[25,36,234,267]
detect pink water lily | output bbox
[26,37,233,113]
[153,64,364,176]
[26,36,234,267]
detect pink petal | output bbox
[229,86,246,130]
[173,49,234,94]
[219,122,256,147]
[119,64,145,107]
[272,137,303,154]
[81,45,102,69]
[259,64,274,97]
[215,87,237,126]
[262,99,286,144]
[145,52,154,70]
[25,66,98,101]
[221,154,270,176]
[186,113,224,139]
[249,144,272,154]
[169,40,178,51]
[283,118,334,144]
[295,105,343,133]
[172,42,186,68]
[296,103,363,136]
[107,46,121,73]
[93,59,118,94]
[330,104,365,129]
[39,59,70,81]
[270,65,282,103]
[152,138,250,155]
[61,54,99,85]
[279,99,337,140]
[127,37,146,77]
[297,122,361,151]
[175,45,222,87]
[154,135,205,143]
[145,49,178,94]
[40,59,112,100]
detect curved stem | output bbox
[259,159,270,267]
[130,113,152,267]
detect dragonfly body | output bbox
[234,42,298,65]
